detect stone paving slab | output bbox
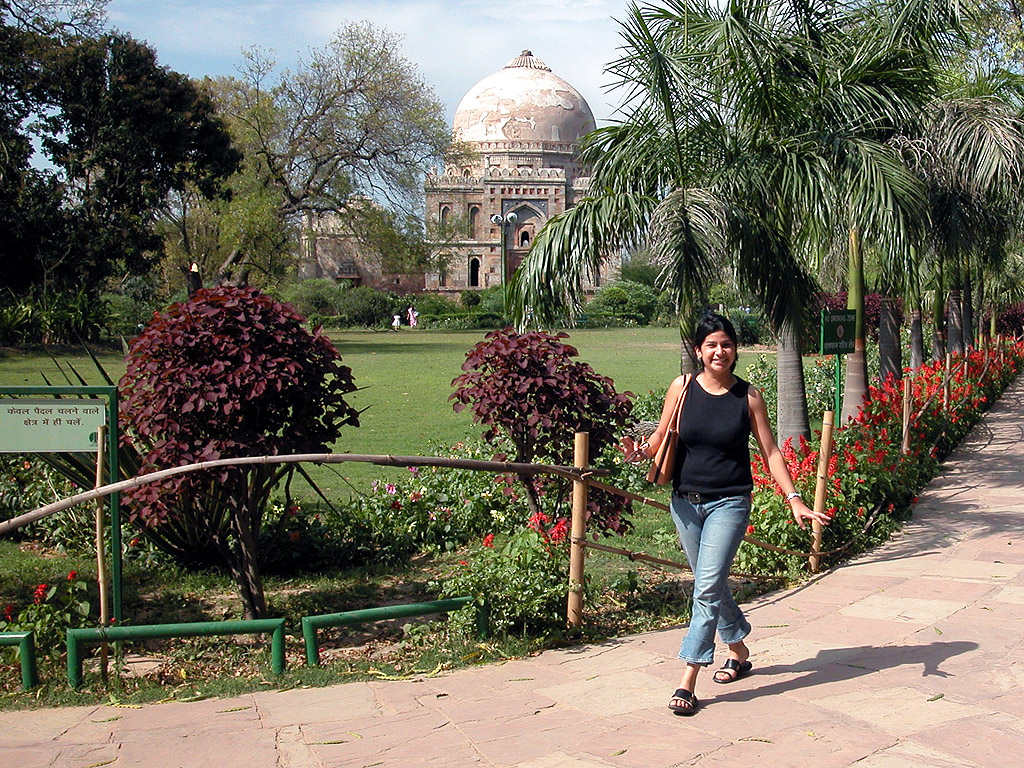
[4,376,1024,768]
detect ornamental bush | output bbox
[439,511,577,637]
[119,286,360,618]
[1,571,91,657]
[450,329,634,535]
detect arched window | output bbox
[519,231,531,248]
[439,205,450,227]
[469,257,481,288]
[468,206,479,237]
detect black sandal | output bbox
[667,688,699,716]
[712,658,752,684]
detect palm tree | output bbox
[512,0,947,443]
[895,78,1024,366]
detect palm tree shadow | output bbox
[706,641,978,706]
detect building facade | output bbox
[425,50,615,295]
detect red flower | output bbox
[33,584,47,604]
[390,499,402,510]
[745,525,755,535]
[67,570,77,581]
[482,533,495,548]
[548,518,569,543]
[527,511,550,531]
[2,604,14,622]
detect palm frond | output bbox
[509,191,657,327]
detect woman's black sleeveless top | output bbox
[674,376,753,496]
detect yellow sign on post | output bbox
[0,399,106,453]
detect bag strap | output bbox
[667,374,691,432]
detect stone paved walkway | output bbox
[5,379,1024,768]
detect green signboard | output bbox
[0,399,106,452]
[820,310,856,355]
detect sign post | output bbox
[0,386,122,621]
[820,311,856,414]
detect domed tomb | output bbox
[453,50,596,145]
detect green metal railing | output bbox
[302,597,487,666]
[0,631,39,689]
[66,619,286,687]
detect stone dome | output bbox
[453,51,596,145]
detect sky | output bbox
[106,0,633,125]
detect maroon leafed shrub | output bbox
[996,302,1024,337]
[119,286,359,618]
[450,328,634,534]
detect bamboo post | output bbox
[901,375,912,455]
[94,425,110,683]
[567,432,589,629]
[809,411,835,573]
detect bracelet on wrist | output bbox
[785,491,802,502]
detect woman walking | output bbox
[622,312,830,716]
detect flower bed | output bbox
[738,340,1024,574]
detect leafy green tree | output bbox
[198,22,453,286]
[586,281,661,325]
[912,79,1024,361]
[0,15,239,318]
[31,33,240,289]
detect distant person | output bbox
[621,312,830,716]
[391,313,401,331]
[407,305,419,328]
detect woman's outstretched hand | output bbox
[790,498,832,529]
[619,436,648,464]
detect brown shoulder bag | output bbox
[646,374,691,486]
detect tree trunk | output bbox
[228,506,268,620]
[946,288,964,355]
[931,286,946,362]
[517,473,544,519]
[841,342,868,424]
[878,295,902,382]
[962,267,974,350]
[841,225,868,424]
[776,319,810,445]
[679,331,697,375]
[908,301,925,370]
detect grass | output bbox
[0,327,778,708]
[1,328,769,495]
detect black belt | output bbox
[682,491,728,504]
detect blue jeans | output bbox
[670,493,752,665]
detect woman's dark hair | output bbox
[693,312,739,371]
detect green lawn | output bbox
[0,328,772,495]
